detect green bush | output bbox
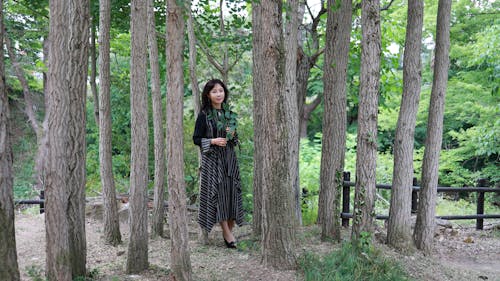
[298,240,412,281]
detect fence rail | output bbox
[341,172,500,230]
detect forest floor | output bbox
[14,205,500,281]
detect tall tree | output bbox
[285,0,302,227]
[387,0,424,251]
[318,0,352,241]
[253,0,297,269]
[126,0,149,273]
[414,0,452,254]
[90,20,99,126]
[45,0,89,278]
[99,0,122,246]
[351,0,381,241]
[67,0,90,276]
[0,0,21,278]
[166,1,192,280]
[148,0,166,238]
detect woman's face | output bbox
[208,83,225,109]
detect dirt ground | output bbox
[14,207,500,281]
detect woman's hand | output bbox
[211,137,227,147]
[226,127,235,138]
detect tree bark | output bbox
[253,0,297,269]
[126,0,149,273]
[284,0,302,227]
[319,0,352,242]
[0,1,21,278]
[45,0,89,279]
[166,1,192,280]
[351,0,381,242]
[90,21,99,126]
[251,0,264,238]
[414,0,452,254]
[148,0,166,239]
[99,0,122,246]
[387,0,423,251]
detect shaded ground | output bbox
[15,208,500,281]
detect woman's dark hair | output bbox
[201,79,229,112]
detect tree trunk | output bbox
[126,0,149,273]
[351,0,381,242]
[45,0,89,279]
[254,0,297,269]
[319,0,352,242]
[99,0,122,246]
[4,35,42,142]
[90,21,99,126]
[251,0,264,238]
[148,0,166,239]
[387,0,423,251]
[414,0,452,254]
[284,0,302,227]
[166,1,192,280]
[187,0,201,116]
[0,1,21,278]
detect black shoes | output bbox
[224,238,237,249]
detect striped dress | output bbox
[193,109,244,233]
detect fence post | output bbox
[342,171,351,227]
[411,177,418,213]
[40,190,45,214]
[476,178,487,230]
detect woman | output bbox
[193,79,244,248]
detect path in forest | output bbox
[14,211,500,281]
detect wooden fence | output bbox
[341,172,500,230]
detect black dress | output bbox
[193,109,244,232]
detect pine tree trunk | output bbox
[254,0,297,269]
[414,0,452,254]
[126,0,149,273]
[0,2,21,278]
[352,0,381,241]
[66,1,90,277]
[387,0,423,251]
[166,1,192,280]
[99,0,122,246]
[319,0,352,241]
[148,0,166,239]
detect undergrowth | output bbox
[298,233,412,281]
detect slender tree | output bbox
[90,21,99,126]
[253,0,297,269]
[126,0,149,273]
[166,1,192,280]
[0,0,21,278]
[99,0,122,246]
[351,0,381,241]
[319,0,352,241]
[387,0,424,251]
[45,0,89,278]
[187,0,201,116]
[4,35,42,142]
[148,0,166,238]
[414,0,452,254]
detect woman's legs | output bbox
[220,220,236,243]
